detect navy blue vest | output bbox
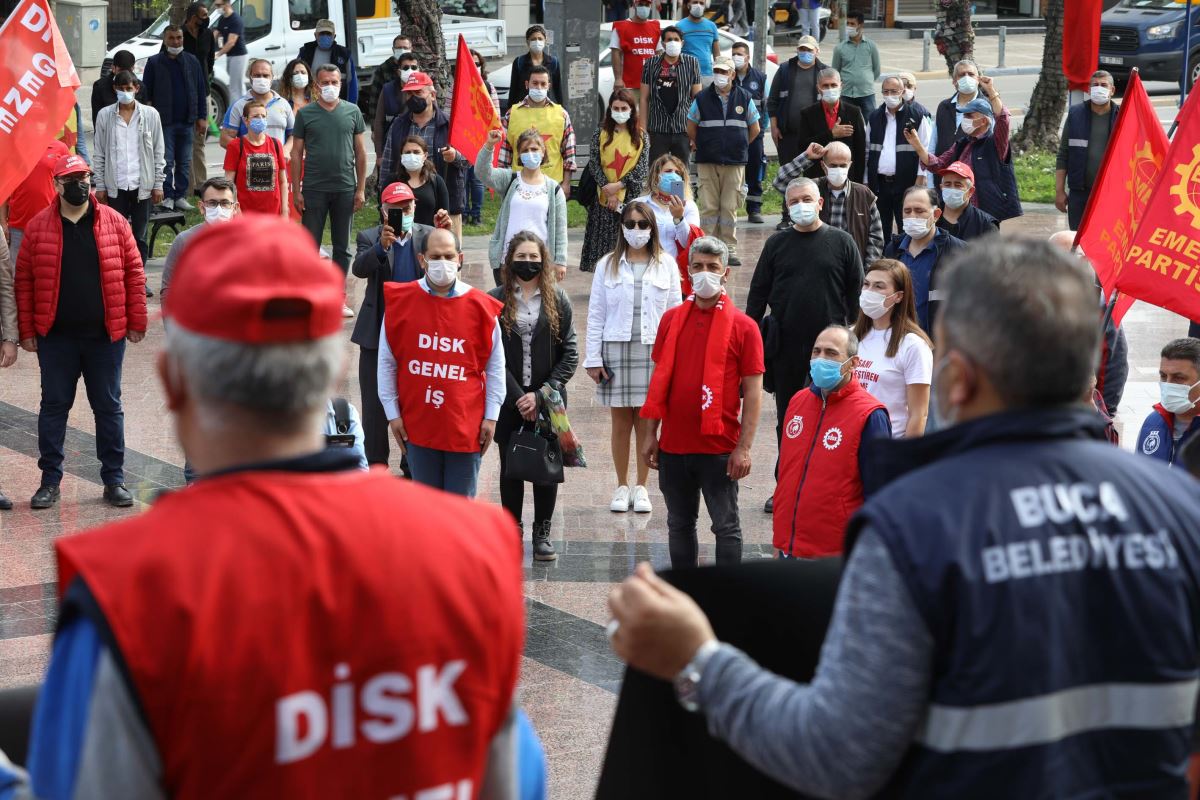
[942,131,1023,222]
[299,41,353,99]
[1065,100,1119,192]
[694,84,753,166]
[851,408,1200,799]
[866,104,920,191]
[379,79,405,138]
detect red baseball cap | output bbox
[381,181,415,204]
[940,161,975,182]
[52,154,92,177]
[402,71,434,92]
[164,215,345,344]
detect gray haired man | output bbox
[640,236,765,568]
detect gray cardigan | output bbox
[93,102,166,201]
[0,233,17,343]
[474,143,568,270]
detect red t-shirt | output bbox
[223,135,285,216]
[9,141,69,230]
[613,20,662,90]
[654,302,765,455]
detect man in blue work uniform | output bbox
[608,236,1200,799]
[731,42,769,225]
[1137,337,1200,466]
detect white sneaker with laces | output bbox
[173,197,194,211]
[159,198,175,210]
[342,304,355,318]
[610,485,631,513]
[632,485,652,513]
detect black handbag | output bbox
[575,164,598,208]
[505,420,565,485]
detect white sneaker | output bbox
[342,304,355,318]
[610,485,631,512]
[173,197,194,211]
[632,485,652,513]
[159,197,175,210]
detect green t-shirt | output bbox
[293,100,365,193]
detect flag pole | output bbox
[1182,0,1193,108]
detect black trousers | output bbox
[776,134,802,223]
[658,451,742,568]
[771,360,809,479]
[358,345,409,477]
[107,190,150,267]
[874,176,906,241]
[648,132,691,167]
[1068,188,1090,230]
[495,406,559,528]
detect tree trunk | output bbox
[169,0,188,26]
[394,0,450,95]
[934,0,975,75]
[1011,0,1066,153]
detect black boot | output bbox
[532,520,557,562]
[0,487,11,510]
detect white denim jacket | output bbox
[584,250,682,368]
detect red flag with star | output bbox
[448,34,501,167]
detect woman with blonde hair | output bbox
[585,201,682,513]
[851,259,934,438]
[630,153,701,263]
[477,127,568,286]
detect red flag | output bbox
[448,34,501,167]
[1075,71,1168,325]
[1063,0,1103,91]
[1115,87,1200,322]
[0,0,81,205]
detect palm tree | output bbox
[1011,0,1066,153]
[934,0,975,75]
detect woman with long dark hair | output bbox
[581,88,650,272]
[280,58,312,115]
[489,231,578,561]
[395,135,448,227]
[851,259,934,438]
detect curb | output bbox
[904,65,1042,80]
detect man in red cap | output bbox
[378,71,467,241]
[351,180,449,468]
[935,161,999,242]
[14,154,147,510]
[26,214,535,798]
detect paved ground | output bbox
[0,201,1194,795]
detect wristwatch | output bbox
[673,639,721,713]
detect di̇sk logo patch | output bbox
[822,427,844,450]
[701,384,714,411]
[1142,430,1162,455]
[785,415,804,439]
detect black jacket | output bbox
[90,72,146,127]
[350,223,434,349]
[793,101,867,184]
[487,285,578,411]
[507,53,564,108]
[936,203,999,241]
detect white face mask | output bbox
[825,166,849,187]
[664,41,682,58]
[319,84,340,102]
[116,90,136,105]
[399,68,416,84]
[821,87,841,103]
[960,117,978,135]
[846,25,860,37]
[393,48,407,59]
[1160,380,1200,414]
[635,4,651,17]
[733,55,746,69]
[690,270,724,299]
[166,45,184,56]
[690,3,705,15]
[883,94,903,109]
[941,186,968,208]
[1089,85,1111,105]
[528,87,549,103]
[251,76,272,94]
[623,227,652,249]
[292,72,309,88]
[713,74,730,89]
[425,258,459,286]
[611,110,632,124]
[789,201,818,226]
[203,205,234,223]
[529,39,546,53]
[903,88,915,102]
[903,216,931,238]
[956,75,978,95]
[401,153,425,171]
[858,289,891,320]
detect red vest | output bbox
[55,469,524,799]
[382,282,503,453]
[612,19,662,89]
[773,381,885,558]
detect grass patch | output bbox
[1013,150,1057,205]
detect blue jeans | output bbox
[466,166,485,221]
[163,122,194,201]
[406,442,482,497]
[36,334,126,487]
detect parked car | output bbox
[1099,0,1200,93]
[490,20,778,114]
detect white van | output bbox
[106,0,506,124]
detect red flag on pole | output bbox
[448,34,502,167]
[0,0,81,205]
[1115,87,1200,321]
[1075,71,1168,325]
[1063,0,1103,91]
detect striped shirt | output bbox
[498,99,577,173]
[640,54,701,134]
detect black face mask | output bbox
[511,260,542,282]
[61,180,90,207]
[407,96,428,114]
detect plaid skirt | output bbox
[598,339,654,408]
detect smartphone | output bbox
[904,119,917,134]
[600,363,615,385]
[386,207,405,232]
[662,172,685,201]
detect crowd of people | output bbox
[2,3,1200,796]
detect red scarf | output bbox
[641,292,735,437]
[674,224,705,298]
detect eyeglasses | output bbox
[202,199,235,209]
[623,220,651,230]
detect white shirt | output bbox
[854,327,933,438]
[114,107,142,191]
[376,277,507,427]
[631,194,701,260]
[867,110,932,180]
[503,178,551,258]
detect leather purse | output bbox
[505,420,565,485]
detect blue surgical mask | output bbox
[798,51,815,66]
[810,357,850,391]
[528,87,549,103]
[635,4,651,17]
[248,117,267,134]
[789,201,818,226]
[400,212,414,233]
[520,150,543,169]
[941,187,967,208]
[117,89,136,105]
[317,33,334,49]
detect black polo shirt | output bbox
[52,205,107,339]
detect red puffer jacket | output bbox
[15,196,147,342]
